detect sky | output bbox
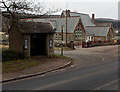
[33,0,119,20]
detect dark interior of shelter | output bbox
[30,34,47,56]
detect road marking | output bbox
[94,79,119,91]
[35,66,117,90]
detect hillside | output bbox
[95,18,120,29]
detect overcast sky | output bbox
[34,0,119,20]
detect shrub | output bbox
[2,50,25,62]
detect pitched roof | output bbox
[62,11,95,28]
[95,22,112,27]
[50,17,80,33]
[21,10,96,33]
[85,26,110,36]
[0,14,2,32]
[21,16,80,33]
[19,22,55,34]
[62,11,112,37]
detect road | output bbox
[2,45,119,90]
[56,45,118,68]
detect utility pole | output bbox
[66,9,68,46]
[61,25,64,56]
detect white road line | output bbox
[94,79,119,91]
[35,67,117,90]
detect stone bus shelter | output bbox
[9,22,55,56]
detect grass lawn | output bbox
[2,59,41,73]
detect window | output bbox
[76,35,78,37]
[75,29,82,40]
[59,36,61,39]
[79,35,82,39]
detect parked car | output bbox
[2,40,9,45]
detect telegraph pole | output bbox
[65,1,69,47]
[66,9,68,46]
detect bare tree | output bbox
[0,0,60,33]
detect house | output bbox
[9,22,55,56]
[61,10,115,43]
[0,13,1,32]
[92,22,115,42]
[61,10,95,44]
[85,26,114,42]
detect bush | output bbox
[2,50,25,62]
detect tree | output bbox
[0,0,60,33]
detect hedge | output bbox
[2,50,25,62]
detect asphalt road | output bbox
[55,45,118,67]
[2,45,119,90]
[2,60,118,90]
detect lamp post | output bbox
[61,25,64,56]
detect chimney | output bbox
[92,13,95,24]
[66,10,70,17]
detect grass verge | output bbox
[2,54,70,73]
[2,59,40,73]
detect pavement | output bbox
[2,57,72,83]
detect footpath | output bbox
[2,56,72,83]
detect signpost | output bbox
[61,25,64,56]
